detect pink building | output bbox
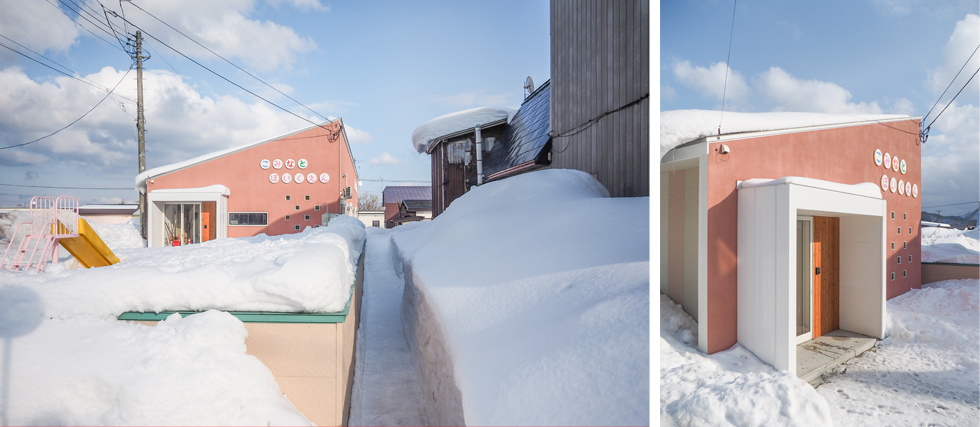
[661,111,922,376]
[135,120,358,247]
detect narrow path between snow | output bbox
[349,229,426,426]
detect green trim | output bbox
[921,262,980,267]
[118,245,365,324]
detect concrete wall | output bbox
[661,167,700,321]
[921,263,980,284]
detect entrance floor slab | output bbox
[798,329,877,386]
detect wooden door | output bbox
[812,216,840,337]
[202,202,216,242]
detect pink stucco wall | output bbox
[149,122,358,239]
[704,119,922,354]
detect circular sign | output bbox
[282,172,293,183]
[285,159,296,169]
[912,184,918,198]
[880,175,889,191]
[892,157,900,172]
[900,159,906,174]
[874,149,883,166]
[260,159,270,169]
[898,180,905,195]
[905,181,911,196]
[294,172,305,183]
[883,153,892,169]
[307,173,317,183]
[269,173,280,184]
[298,158,308,169]
[319,173,330,183]
[272,159,283,170]
[890,177,897,193]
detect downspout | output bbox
[475,124,484,185]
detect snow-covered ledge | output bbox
[736,177,886,376]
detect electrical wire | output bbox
[922,67,978,132]
[42,0,128,53]
[0,66,133,150]
[922,44,979,125]
[718,0,737,134]
[0,183,132,190]
[124,1,331,123]
[105,9,340,139]
[922,201,980,209]
[551,93,649,153]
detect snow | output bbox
[84,218,146,251]
[390,169,649,425]
[148,184,231,196]
[0,214,366,319]
[817,279,979,425]
[134,120,338,193]
[660,295,834,427]
[660,110,912,160]
[739,177,882,199]
[411,107,517,153]
[920,227,980,264]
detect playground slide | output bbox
[59,218,120,268]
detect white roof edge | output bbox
[737,177,882,199]
[135,119,342,193]
[149,184,231,196]
[702,116,922,146]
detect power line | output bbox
[0,183,132,190]
[718,0,737,134]
[125,1,330,123]
[922,44,979,125]
[104,9,340,139]
[0,66,133,150]
[922,67,978,133]
[922,201,980,209]
[42,0,128,53]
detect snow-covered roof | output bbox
[660,110,914,160]
[738,177,882,199]
[79,204,139,210]
[135,119,342,193]
[383,185,430,204]
[150,185,231,196]
[411,107,517,154]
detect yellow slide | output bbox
[59,218,120,268]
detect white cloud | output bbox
[343,125,373,144]
[368,152,401,166]
[671,60,751,107]
[755,67,883,114]
[0,0,79,53]
[0,65,345,174]
[266,0,330,12]
[434,90,520,109]
[93,0,316,73]
[925,14,979,102]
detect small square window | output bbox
[294,225,300,231]
[285,195,291,201]
[285,215,291,221]
[372,220,380,227]
[314,205,320,211]
[295,205,300,211]
[897,227,901,235]
[891,272,895,281]
[304,215,310,221]
[909,227,912,234]
[891,211,895,219]
[305,195,310,201]
[891,242,895,250]
[903,242,907,249]
[897,256,901,264]
[903,270,907,278]
[909,255,912,262]
[903,213,907,220]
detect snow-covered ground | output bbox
[920,227,979,264]
[0,216,365,425]
[660,278,980,426]
[390,169,650,425]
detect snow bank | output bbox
[817,279,979,424]
[660,295,833,427]
[86,218,145,250]
[0,297,311,425]
[391,169,649,425]
[660,110,911,160]
[0,215,366,318]
[411,107,517,153]
[740,177,882,199]
[920,227,980,264]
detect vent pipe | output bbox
[475,124,484,185]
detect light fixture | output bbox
[719,144,730,154]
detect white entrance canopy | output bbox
[736,177,886,376]
[147,185,230,247]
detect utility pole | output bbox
[135,31,148,244]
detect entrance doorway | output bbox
[796,218,813,344]
[163,203,201,246]
[797,215,841,344]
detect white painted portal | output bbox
[736,178,886,376]
[147,185,230,248]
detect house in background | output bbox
[411,0,649,217]
[357,210,385,228]
[382,186,431,228]
[660,110,922,377]
[78,204,139,224]
[392,199,433,226]
[135,119,358,247]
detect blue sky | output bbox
[0,0,550,206]
[661,0,979,216]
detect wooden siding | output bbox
[430,126,506,217]
[550,0,649,197]
[813,216,840,337]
